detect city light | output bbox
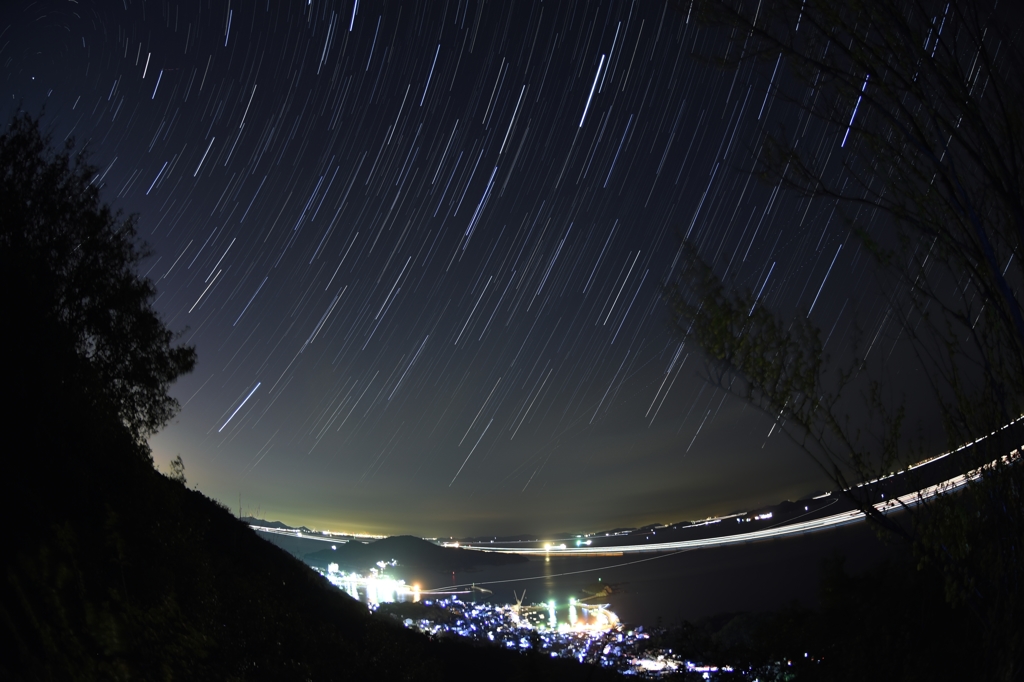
[318,563,417,605]
[367,592,686,676]
[313,561,757,678]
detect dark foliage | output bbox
[651,551,979,681]
[0,112,196,446]
[665,1,1024,676]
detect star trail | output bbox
[5,1,876,536]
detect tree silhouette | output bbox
[668,0,1024,674]
[0,113,195,449]
[168,455,187,485]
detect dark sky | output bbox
[5,0,872,537]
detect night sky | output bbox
[5,1,873,537]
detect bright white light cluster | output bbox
[313,564,752,678]
[318,563,420,605]
[377,595,735,678]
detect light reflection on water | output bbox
[398,524,892,626]
[421,555,637,619]
[275,522,892,626]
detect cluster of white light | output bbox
[632,656,680,673]
[321,563,420,605]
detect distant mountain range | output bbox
[243,488,834,549]
[303,535,527,573]
[241,516,315,533]
[458,491,835,543]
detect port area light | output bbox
[320,565,417,605]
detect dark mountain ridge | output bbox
[304,534,528,573]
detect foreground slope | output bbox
[0,403,621,680]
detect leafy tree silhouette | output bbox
[0,112,195,450]
[168,455,187,485]
[668,0,1024,675]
